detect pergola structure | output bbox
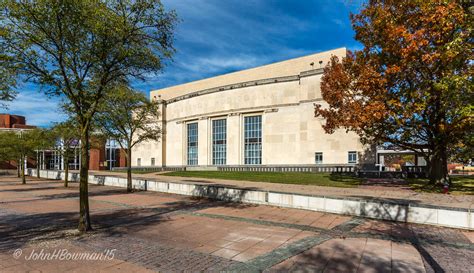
[375,149,428,171]
[36,138,123,171]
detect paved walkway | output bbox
[1,175,473,272]
[89,170,474,209]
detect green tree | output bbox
[0,129,45,184]
[1,0,177,232]
[52,120,81,187]
[0,27,17,107]
[0,131,18,175]
[315,0,473,184]
[29,128,56,179]
[96,85,160,192]
[0,63,17,107]
[449,134,474,166]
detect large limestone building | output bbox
[132,48,365,168]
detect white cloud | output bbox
[3,91,67,127]
[142,0,359,93]
[8,0,362,112]
[332,18,346,28]
[185,55,260,73]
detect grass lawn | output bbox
[408,175,474,195]
[159,171,362,188]
[111,169,157,174]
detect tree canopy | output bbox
[96,85,160,192]
[315,0,473,183]
[1,0,177,121]
[1,0,177,232]
[0,128,52,184]
[0,54,17,107]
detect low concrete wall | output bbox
[0,169,17,175]
[27,169,473,230]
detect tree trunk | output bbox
[36,151,40,178]
[127,148,132,193]
[78,128,92,232]
[428,144,448,184]
[64,154,69,187]
[20,155,26,184]
[17,161,20,178]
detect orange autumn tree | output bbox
[315,0,473,184]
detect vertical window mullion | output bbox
[212,119,226,165]
[187,123,198,165]
[348,151,357,164]
[244,115,261,165]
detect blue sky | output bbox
[4,0,363,127]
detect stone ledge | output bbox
[163,68,324,105]
[27,169,473,230]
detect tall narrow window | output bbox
[187,123,198,165]
[244,115,262,165]
[137,158,141,166]
[151,158,155,166]
[348,151,357,164]
[212,119,226,165]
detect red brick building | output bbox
[0,114,37,169]
[89,139,127,170]
[0,114,37,129]
[0,114,126,171]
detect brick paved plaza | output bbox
[0,175,473,272]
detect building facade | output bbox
[0,114,126,171]
[0,114,36,129]
[0,114,37,170]
[38,138,127,171]
[132,48,366,168]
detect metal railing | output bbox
[112,164,357,173]
[217,165,355,173]
[111,166,186,172]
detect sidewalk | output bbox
[5,175,473,272]
[87,170,473,210]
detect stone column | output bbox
[226,113,241,165]
[157,97,166,167]
[198,117,209,166]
